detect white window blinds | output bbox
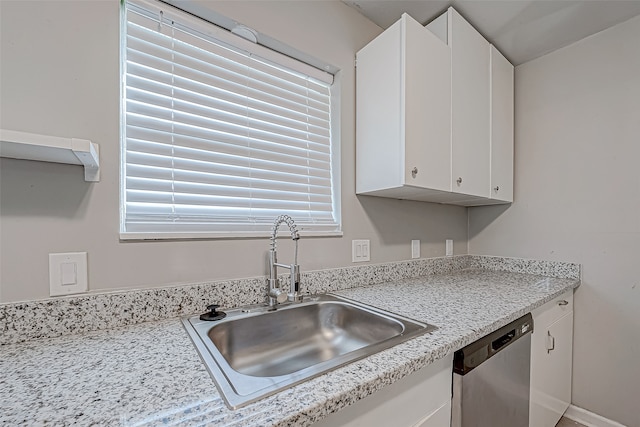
[121,0,341,238]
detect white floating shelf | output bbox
[0,129,100,182]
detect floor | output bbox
[556,417,588,427]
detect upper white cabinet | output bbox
[356,8,513,206]
[356,13,451,202]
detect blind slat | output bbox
[126,190,333,211]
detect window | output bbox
[121,0,341,239]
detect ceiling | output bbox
[342,0,640,65]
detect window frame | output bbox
[119,0,342,240]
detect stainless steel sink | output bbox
[182,294,436,409]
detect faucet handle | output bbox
[269,286,288,304]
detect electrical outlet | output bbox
[411,240,420,259]
[446,239,453,257]
[352,240,370,263]
[49,252,88,296]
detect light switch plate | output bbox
[49,252,88,296]
[411,240,420,259]
[352,240,370,263]
[446,239,454,257]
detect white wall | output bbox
[469,15,640,427]
[0,1,468,303]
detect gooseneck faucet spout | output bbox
[268,215,302,307]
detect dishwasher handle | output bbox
[492,329,516,352]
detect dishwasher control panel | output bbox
[453,313,533,375]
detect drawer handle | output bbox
[547,331,555,354]
[558,300,569,306]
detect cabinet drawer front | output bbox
[532,290,573,326]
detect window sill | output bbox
[119,230,344,241]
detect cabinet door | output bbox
[404,15,451,191]
[356,14,451,196]
[311,354,452,427]
[450,8,490,198]
[414,400,451,427]
[530,312,573,427]
[355,19,403,194]
[490,45,514,202]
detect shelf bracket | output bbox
[71,138,100,182]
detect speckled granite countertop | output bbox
[0,269,578,426]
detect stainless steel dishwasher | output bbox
[452,313,534,427]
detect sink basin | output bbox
[182,294,436,409]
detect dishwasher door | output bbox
[452,313,533,427]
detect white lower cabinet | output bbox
[530,290,574,427]
[312,353,453,427]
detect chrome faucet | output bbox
[267,215,302,307]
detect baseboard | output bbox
[564,404,627,427]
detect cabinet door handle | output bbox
[411,167,418,178]
[494,186,500,192]
[558,300,569,306]
[456,177,463,185]
[546,331,555,353]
